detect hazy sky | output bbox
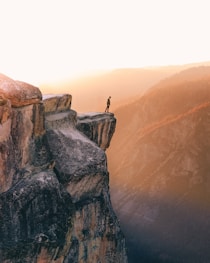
[0,0,210,85]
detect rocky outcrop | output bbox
[0,103,47,193]
[43,94,72,114]
[0,74,127,263]
[0,97,11,125]
[0,73,42,107]
[0,171,74,262]
[76,113,116,151]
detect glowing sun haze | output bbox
[0,0,210,86]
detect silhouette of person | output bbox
[105,96,111,112]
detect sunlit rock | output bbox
[0,97,11,125]
[0,73,42,107]
[0,76,47,193]
[43,94,72,114]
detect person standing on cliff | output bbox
[105,96,111,113]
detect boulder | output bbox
[43,94,72,114]
[0,74,42,107]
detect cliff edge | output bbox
[0,74,127,263]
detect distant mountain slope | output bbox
[40,61,210,113]
[107,66,210,263]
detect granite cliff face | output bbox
[0,74,127,263]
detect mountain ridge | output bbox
[107,66,210,262]
[138,100,210,139]
[40,61,210,113]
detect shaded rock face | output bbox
[0,74,127,263]
[0,171,74,262]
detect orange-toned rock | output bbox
[0,74,42,107]
[43,94,72,114]
[0,96,11,124]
